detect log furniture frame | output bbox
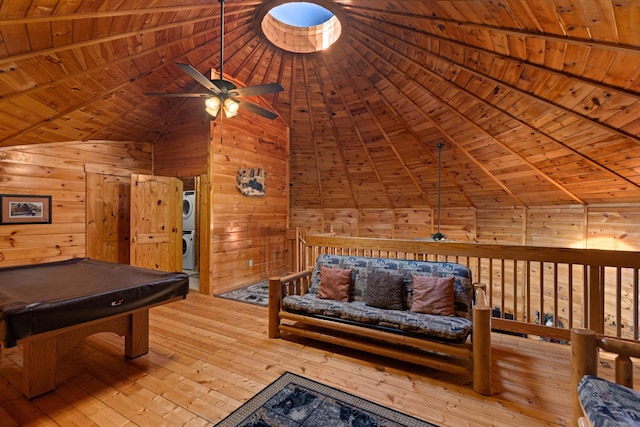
[268,264,492,395]
[570,328,640,426]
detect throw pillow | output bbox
[410,275,455,316]
[318,266,352,301]
[364,271,404,310]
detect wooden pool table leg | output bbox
[125,310,150,358]
[22,335,57,399]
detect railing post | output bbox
[268,278,282,338]
[571,328,597,427]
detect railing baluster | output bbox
[539,261,544,327]
[553,263,558,328]
[526,261,531,324]
[634,269,639,339]
[513,259,518,321]
[568,263,574,329]
[616,267,622,337]
[500,259,506,319]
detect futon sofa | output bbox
[268,254,491,395]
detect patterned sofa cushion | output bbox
[282,294,472,343]
[578,375,640,427]
[307,254,474,320]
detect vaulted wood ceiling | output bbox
[0,0,638,209]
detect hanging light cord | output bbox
[432,143,446,241]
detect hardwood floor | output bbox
[0,293,630,426]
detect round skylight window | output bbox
[261,2,342,53]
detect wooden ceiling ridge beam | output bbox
[227,33,265,81]
[351,19,640,144]
[209,19,260,80]
[0,12,219,66]
[269,53,288,113]
[0,25,221,104]
[300,55,327,211]
[328,42,433,207]
[350,24,640,192]
[319,48,395,209]
[344,7,640,55]
[340,41,500,208]
[0,5,217,24]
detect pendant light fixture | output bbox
[432,143,446,241]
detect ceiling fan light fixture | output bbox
[205,97,221,118]
[143,0,283,120]
[223,97,239,117]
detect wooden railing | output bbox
[287,233,640,341]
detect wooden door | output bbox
[86,172,131,264]
[130,174,182,272]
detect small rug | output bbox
[215,279,269,307]
[215,372,438,427]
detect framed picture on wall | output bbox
[0,194,52,225]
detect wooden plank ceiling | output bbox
[0,0,638,209]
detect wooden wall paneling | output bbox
[438,208,476,242]
[289,207,323,233]
[154,105,209,178]
[323,208,358,236]
[586,206,640,250]
[357,210,394,238]
[208,115,289,293]
[476,207,526,245]
[526,206,586,247]
[0,141,152,267]
[393,209,433,240]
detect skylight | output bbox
[261,2,342,53]
[270,2,334,27]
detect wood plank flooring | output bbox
[0,293,632,426]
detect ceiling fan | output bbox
[144,0,283,120]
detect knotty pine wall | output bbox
[208,117,289,293]
[154,104,290,294]
[0,141,152,268]
[290,205,640,251]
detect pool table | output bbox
[0,258,189,398]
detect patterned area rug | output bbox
[215,372,438,427]
[215,279,269,307]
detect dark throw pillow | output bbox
[410,275,455,316]
[364,271,404,310]
[318,266,352,301]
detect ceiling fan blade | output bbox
[143,92,211,98]
[232,83,284,98]
[240,99,279,120]
[176,63,221,94]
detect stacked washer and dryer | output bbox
[182,191,196,271]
